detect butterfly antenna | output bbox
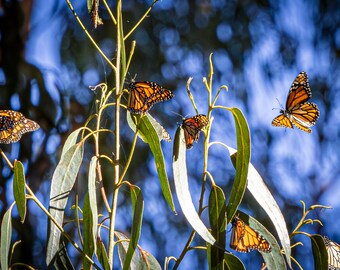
[272,98,284,111]
[170,111,185,119]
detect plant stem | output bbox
[108,0,122,267]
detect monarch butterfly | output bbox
[230,216,272,253]
[323,236,340,270]
[182,114,209,149]
[127,81,174,114]
[272,71,320,133]
[0,110,40,144]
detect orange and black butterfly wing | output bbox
[128,82,153,114]
[141,88,174,113]
[0,110,39,144]
[128,81,174,114]
[272,71,320,133]
[271,113,293,129]
[242,223,271,252]
[230,217,271,253]
[286,71,311,110]
[324,237,340,270]
[290,102,320,133]
[182,114,208,149]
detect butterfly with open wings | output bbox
[127,81,174,114]
[272,71,320,133]
[230,216,272,253]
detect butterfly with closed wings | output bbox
[181,114,209,149]
[230,216,272,253]
[0,110,40,144]
[127,81,174,114]
[272,71,320,133]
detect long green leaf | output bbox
[88,157,98,254]
[0,203,14,270]
[83,193,95,270]
[127,113,175,212]
[311,234,328,270]
[173,127,216,246]
[123,185,144,270]
[13,160,26,222]
[46,142,84,266]
[226,108,250,223]
[208,185,226,270]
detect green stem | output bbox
[65,0,116,71]
[108,0,123,267]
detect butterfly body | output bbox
[324,236,340,270]
[272,71,320,133]
[0,110,40,144]
[230,217,271,253]
[128,81,174,114]
[181,114,208,149]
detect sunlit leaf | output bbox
[13,160,26,222]
[46,142,84,266]
[88,157,98,253]
[61,128,83,158]
[173,127,216,246]
[0,203,14,270]
[226,145,291,268]
[311,234,328,270]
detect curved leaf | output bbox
[46,142,84,266]
[173,127,216,246]
[13,160,26,222]
[226,145,291,268]
[226,108,250,223]
[61,128,83,157]
[127,112,175,212]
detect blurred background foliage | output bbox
[0,0,339,269]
